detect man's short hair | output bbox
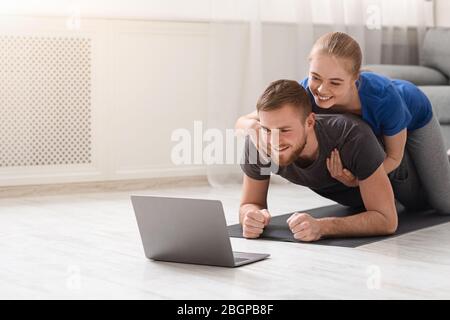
[256,79,312,120]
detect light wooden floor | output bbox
[1,181,450,299]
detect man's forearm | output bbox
[239,203,266,224]
[318,210,397,238]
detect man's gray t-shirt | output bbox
[240,114,386,208]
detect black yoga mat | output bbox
[228,204,450,248]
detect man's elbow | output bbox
[385,220,398,235]
[383,210,398,235]
[372,206,398,235]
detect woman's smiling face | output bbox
[308,53,357,109]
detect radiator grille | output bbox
[0,36,92,167]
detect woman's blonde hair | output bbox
[309,32,362,77]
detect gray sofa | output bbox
[365,27,450,148]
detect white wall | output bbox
[435,0,450,27]
[0,0,211,21]
[0,16,208,187]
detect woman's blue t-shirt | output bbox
[300,72,433,136]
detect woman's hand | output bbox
[246,119,272,159]
[235,111,269,157]
[247,118,261,147]
[326,148,359,187]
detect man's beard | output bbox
[271,136,307,167]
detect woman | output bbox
[236,31,450,214]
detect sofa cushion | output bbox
[419,86,450,124]
[364,64,448,85]
[421,28,450,81]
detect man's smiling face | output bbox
[258,103,308,166]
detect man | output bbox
[239,79,426,242]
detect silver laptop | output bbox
[131,195,270,267]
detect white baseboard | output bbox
[0,174,208,198]
[0,165,207,187]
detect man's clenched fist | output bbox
[287,212,322,242]
[242,209,271,239]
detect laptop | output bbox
[131,195,270,267]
